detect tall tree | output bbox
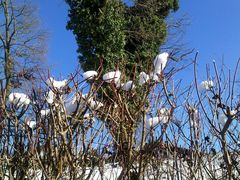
[0,0,46,97]
[66,2,179,176]
[66,0,178,73]
[66,0,126,71]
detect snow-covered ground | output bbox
[3,153,239,180]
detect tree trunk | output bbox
[2,0,13,97]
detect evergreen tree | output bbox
[66,0,178,73]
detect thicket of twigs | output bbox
[0,55,239,179]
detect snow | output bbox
[219,113,227,125]
[65,100,78,115]
[9,92,30,107]
[103,70,121,84]
[25,119,36,129]
[83,113,91,119]
[138,52,168,84]
[150,72,160,82]
[189,108,199,127]
[219,110,237,125]
[88,99,103,110]
[147,108,169,128]
[83,71,98,80]
[230,109,238,116]
[115,79,122,88]
[82,93,88,99]
[122,81,135,91]
[46,77,67,89]
[46,90,54,104]
[64,94,81,115]
[199,80,214,91]
[147,117,161,127]
[82,164,122,180]
[40,109,50,116]
[2,158,237,180]
[139,72,149,85]
[159,108,170,123]
[65,93,103,112]
[153,52,168,75]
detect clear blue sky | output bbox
[177,0,240,72]
[33,0,240,79]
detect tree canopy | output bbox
[66,0,179,73]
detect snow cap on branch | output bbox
[153,52,169,75]
[88,99,103,110]
[83,71,98,80]
[219,110,238,125]
[147,108,170,128]
[25,119,36,129]
[150,72,160,82]
[122,81,135,91]
[9,92,31,107]
[139,72,149,85]
[40,109,50,116]
[64,94,83,115]
[46,77,67,89]
[46,90,54,104]
[103,70,121,84]
[200,80,214,91]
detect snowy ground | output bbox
[2,154,239,179]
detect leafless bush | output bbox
[0,54,239,180]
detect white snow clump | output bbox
[9,92,30,107]
[46,77,67,89]
[153,52,169,75]
[83,71,98,80]
[200,80,214,91]
[139,72,149,85]
[122,81,135,91]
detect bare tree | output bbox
[0,0,47,98]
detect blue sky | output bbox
[32,0,78,78]
[178,0,240,71]
[33,0,240,79]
